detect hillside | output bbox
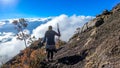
[51,3,120,68]
[1,3,120,68]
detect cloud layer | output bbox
[32,14,94,41]
[0,32,25,66]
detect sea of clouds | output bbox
[0,14,94,66]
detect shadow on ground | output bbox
[57,49,88,65]
[57,47,64,51]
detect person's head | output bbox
[48,25,52,30]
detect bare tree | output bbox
[12,18,29,48]
[27,36,36,45]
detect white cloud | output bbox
[0,37,25,56]
[32,14,94,41]
[0,32,26,65]
[0,17,52,24]
[0,21,5,28]
[26,17,52,22]
[0,32,14,40]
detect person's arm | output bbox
[54,28,61,37]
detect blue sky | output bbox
[0,0,119,19]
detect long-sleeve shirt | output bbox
[43,30,61,45]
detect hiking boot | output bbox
[54,49,57,53]
[45,59,50,62]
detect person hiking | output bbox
[42,25,61,62]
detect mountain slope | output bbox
[41,3,120,68]
[2,3,120,68]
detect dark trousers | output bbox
[46,49,54,60]
[46,49,57,60]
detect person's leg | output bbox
[50,50,54,60]
[46,49,50,61]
